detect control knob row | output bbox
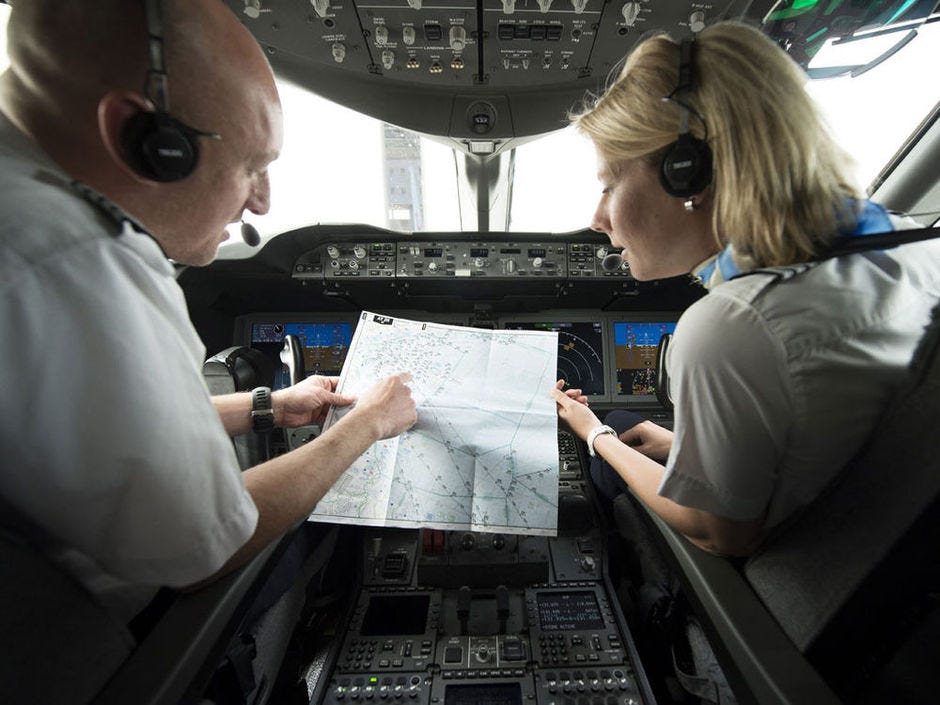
[326,245,367,259]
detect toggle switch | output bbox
[331,42,346,63]
[449,26,467,53]
[622,1,640,26]
[374,25,389,46]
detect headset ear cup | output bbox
[659,134,713,198]
[119,111,199,182]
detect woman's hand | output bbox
[555,379,588,405]
[619,420,673,462]
[551,383,602,441]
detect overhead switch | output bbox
[402,26,416,45]
[407,0,423,8]
[311,0,330,18]
[449,26,467,53]
[571,0,588,13]
[502,0,516,14]
[331,42,346,63]
[381,49,395,70]
[621,1,640,26]
[374,25,389,46]
[690,10,705,33]
[537,0,553,11]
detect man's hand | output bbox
[350,373,418,440]
[619,420,673,463]
[272,375,356,428]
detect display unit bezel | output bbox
[606,312,680,406]
[500,312,611,404]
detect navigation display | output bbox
[503,320,605,397]
[613,320,677,398]
[251,321,354,389]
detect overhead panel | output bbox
[482,0,599,86]
[227,0,756,137]
[230,0,722,88]
[353,0,480,85]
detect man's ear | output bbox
[97,91,158,183]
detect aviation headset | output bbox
[658,38,713,199]
[120,0,220,182]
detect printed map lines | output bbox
[309,313,560,535]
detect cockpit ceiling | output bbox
[223,0,775,141]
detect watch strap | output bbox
[250,386,275,433]
[586,424,617,457]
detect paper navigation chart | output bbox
[308,311,560,535]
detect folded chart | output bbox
[309,312,560,535]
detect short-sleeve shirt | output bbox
[659,223,940,529]
[0,114,258,621]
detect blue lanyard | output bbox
[694,200,896,286]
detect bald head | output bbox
[2,0,277,153]
[0,0,283,264]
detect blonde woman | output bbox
[552,21,940,556]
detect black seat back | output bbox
[743,301,940,698]
[0,523,134,705]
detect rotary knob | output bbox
[460,533,475,550]
[353,245,367,259]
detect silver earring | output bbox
[683,197,697,212]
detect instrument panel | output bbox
[237,310,678,406]
[315,523,649,705]
[293,240,632,280]
[193,229,696,705]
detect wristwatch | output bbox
[586,424,617,457]
[250,386,275,433]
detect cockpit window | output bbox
[803,20,940,193]
[510,20,940,232]
[0,5,934,239]
[262,82,461,238]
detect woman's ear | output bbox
[97,91,158,182]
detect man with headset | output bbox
[0,0,416,625]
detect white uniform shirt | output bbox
[659,226,940,529]
[0,115,258,621]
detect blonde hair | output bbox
[572,21,861,267]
